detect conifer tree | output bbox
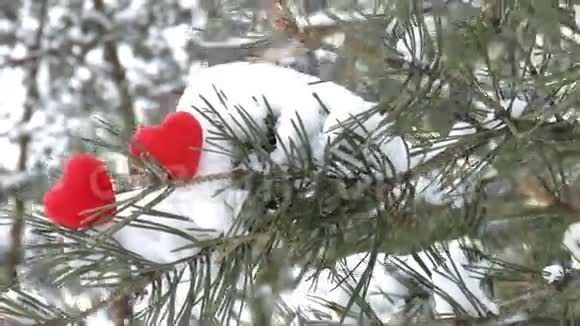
[2,1,580,325]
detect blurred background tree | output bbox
[4,0,580,325]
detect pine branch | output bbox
[7,2,580,324]
[495,270,580,321]
[38,272,160,326]
[516,175,580,218]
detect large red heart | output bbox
[129,111,203,180]
[43,154,116,229]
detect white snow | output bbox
[542,222,580,285]
[542,222,580,289]
[395,15,438,63]
[0,67,26,170]
[127,236,497,325]
[85,308,114,326]
[176,61,497,208]
[279,237,498,323]
[542,264,565,284]
[101,141,249,264]
[0,138,20,171]
[0,1,530,316]
[162,24,190,66]
[177,62,334,167]
[563,222,580,270]
[414,122,495,208]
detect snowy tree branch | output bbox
[92,0,136,138]
[7,0,49,286]
[497,270,580,321]
[38,272,160,326]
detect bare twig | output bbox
[111,295,132,326]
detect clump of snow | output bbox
[542,264,566,284]
[175,61,496,210]
[563,222,580,270]
[103,183,246,264]
[0,68,26,129]
[541,222,580,285]
[85,308,114,326]
[177,62,331,167]
[394,15,438,64]
[129,238,496,325]
[0,138,20,171]
[162,24,190,66]
[427,239,498,318]
[538,220,580,288]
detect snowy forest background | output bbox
[4,0,580,325]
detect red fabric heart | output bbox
[129,111,203,180]
[43,154,116,229]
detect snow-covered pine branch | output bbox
[5,1,580,325]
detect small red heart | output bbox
[129,111,203,180]
[43,154,116,229]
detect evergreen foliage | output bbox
[3,0,580,325]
